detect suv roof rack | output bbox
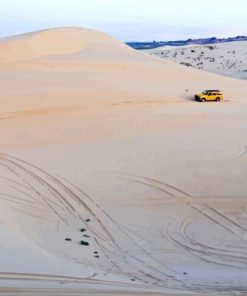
[205,90,221,92]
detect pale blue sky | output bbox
[0,0,246,41]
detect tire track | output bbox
[117,173,247,268]
[0,157,77,219]
[0,154,187,289]
[115,172,191,197]
[57,173,187,286]
[181,217,247,256]
[166,220,247,268]
[235,145,247,159]
[4,155,247,289]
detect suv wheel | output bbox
[216,97,220,102]
[201,98,206,102]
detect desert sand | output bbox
[145,41,247,80]
[1,27,247,295]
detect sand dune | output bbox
[1,28,247,295]
[146,41,247,80]
[0,27,130,62]
[0,27,247,114]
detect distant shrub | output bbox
[207,46,215,50]
[180,62,193,67]
[79,240,89,246]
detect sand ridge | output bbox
[0,27,130,62]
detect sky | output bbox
[0,0,246,41]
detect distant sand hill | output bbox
[145,41,247,80]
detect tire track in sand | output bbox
[0,154,187,289]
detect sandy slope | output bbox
[0,27,129,62]
[1,27,247,295]
[1,28,247,114]
[145,41,247,80]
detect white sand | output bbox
[145,41,247,80]
[0,27,247,295]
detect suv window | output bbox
[208,93,212,96]
[213,93,216,95]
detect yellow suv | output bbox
[195,90,223,102]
